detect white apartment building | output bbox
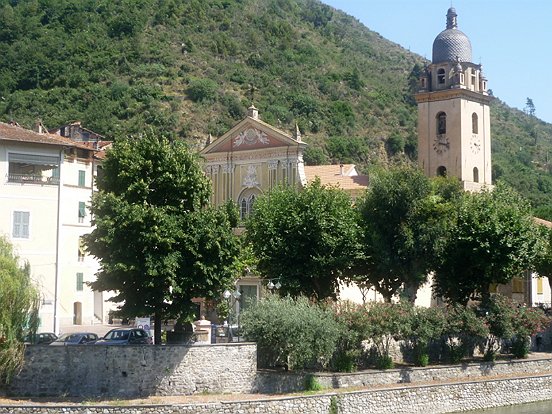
[0,121,108,334]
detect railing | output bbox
[7,173,59,185]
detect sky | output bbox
[321,0,552,124]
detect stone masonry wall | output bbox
[3,343,256,398]
[255,357,552,393]
[1,375,552,413]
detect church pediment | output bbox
[201,117,304,155]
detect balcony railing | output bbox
[7,173,59,185]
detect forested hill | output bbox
[1,0,552,218]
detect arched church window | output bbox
[239,190,260,220]
[473,167,479,183]
[436,112,447,135]
[437,68,446,84]
[240,198,248,220]
[472,113,478,134]
[437,166,447,177]
[248,194,256,215]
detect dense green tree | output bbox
[0,236,40,384]
[86,132,239,344]
[355,167,454,302]
[533,224,552,292]
[245,179,360,299]
[433,184,540,305]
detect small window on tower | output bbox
[437,166,447,177]
[436,112,447,134]
[473,167,479,183]
[472,113,478,134]
[437,68,446,84]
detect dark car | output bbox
[94,328,152,345]
[23,332,58,345]
[50,332,98,346]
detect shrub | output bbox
[375,355,394,370]
[443,304,488,362]
[363,302,411,366]
[187,77,218,103]
[406,306,446,366]
[511,305,549,359]
[304,374,323,391]
[241,295,342,370]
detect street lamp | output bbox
[266,279,281,291]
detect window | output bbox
[473,167,479,183]
[472,113,478,134]
[239,193,258,220]
[78,170,86,187]
[436,112,447,135]
[512,277,524,294]
[76,272,84,291]
[437,68,445,84]
[537,277,544,295]
[8,153,60,185]
[437,166,447,177]
[13,211,30,238]
[78,202,86,223]
[78,237,85,262]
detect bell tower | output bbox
[416,7,491,191]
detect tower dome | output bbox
[432,7,472,64]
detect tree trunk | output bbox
[154,312,162,345]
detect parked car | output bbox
[50,332,98,346]
[94,328,152,345]
[23,332,58,345]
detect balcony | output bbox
[7,173,59,185]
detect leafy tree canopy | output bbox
[86,132,239,343]
[355,166,457,302]
[433,183,540,305]
[245,179,360,299]
[0,236,40,384]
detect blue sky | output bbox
[322,1,552,124]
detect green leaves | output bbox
[86,132,239,339]
[0,236,40,384]
[433,183,540,304]
[245,179,360,299]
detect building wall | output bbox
[0,139,105,333]
[417,93,491,188]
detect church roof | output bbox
[432,7,472,64]
[304,164,369,192]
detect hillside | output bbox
[1,0,552,218]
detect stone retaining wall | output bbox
[3,343,256,398]
[1,374,552,413]
[256,357,552,393]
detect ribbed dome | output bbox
[432,8,472,64]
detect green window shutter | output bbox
[78,170,86,187]
[76,272,84,291]
[78,202,86,218]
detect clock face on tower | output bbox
[470,135,481,154]
[433,135,449,154]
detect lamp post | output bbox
[223,288,242,342]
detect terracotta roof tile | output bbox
[304,164,369,191]
[0,122,95,151]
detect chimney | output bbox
[339,164,344,176]
[247,105,259,120]
[35,120,43,134]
